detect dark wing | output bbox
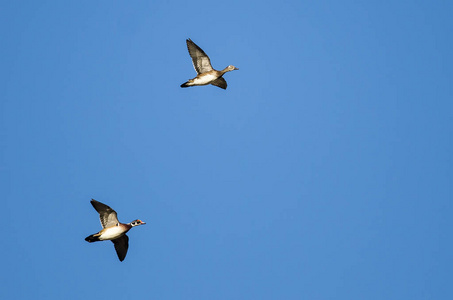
[91,199,119,228]
[186,39,213,74]
[112,235,129,262]
[211,77,227,89]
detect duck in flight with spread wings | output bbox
[85,199,146,262]
[181,38,238,89]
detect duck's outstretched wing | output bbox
[91,199,119,228]
[112,235,129,262]
[186,39,213,74]
[211,77,227,89]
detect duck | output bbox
[85,199,146,262]
[181,38,238,89]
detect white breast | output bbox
[193,74,218,85]
[99,226,126,240]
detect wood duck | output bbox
[85,199,145,262]
[181,38,238,89]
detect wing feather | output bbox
[112,235,129,262]
[211,77,227,89]
[186,39,213,74]
[90,199,119,228]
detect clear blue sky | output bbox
[1,1,452,299]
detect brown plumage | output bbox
[181,39,238,89]
[85,199,145,262]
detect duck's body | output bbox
[85,199,145,261]
[181,39,238,89]
[189,71,220,86]
[86,223,130,241]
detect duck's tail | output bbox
[180,82,191,88]
[85,234,100,243]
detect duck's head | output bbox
[226,65,239,71]
[130,219,146,226]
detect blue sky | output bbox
[1,1,452,299]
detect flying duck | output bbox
[181,38,238,89]
[85,199,145,261]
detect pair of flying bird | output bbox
[85,40,238,261]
